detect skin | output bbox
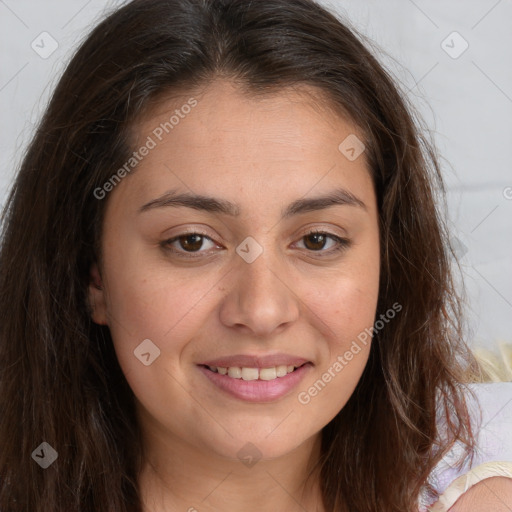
[88,79,380,512]
[448,477,512,511]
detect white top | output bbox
[418,382,512,511]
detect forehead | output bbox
[135,79,361,153]
[118,79,373,211]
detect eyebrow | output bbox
[138,187,366,217]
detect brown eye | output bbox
[303,232,328,251]
[162,232,218,257]
[178,234,204,252]
[296,230,351,255]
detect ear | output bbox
[88,262,108,325]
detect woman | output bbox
[0,0,510,510]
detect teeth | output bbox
[276,365,288,377]
[259,367,276,380]
[227,367,242,379]
[208,364,300,381]
[241,367,259,381]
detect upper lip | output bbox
[199,353,311,369]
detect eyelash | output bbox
[160,229,351,259]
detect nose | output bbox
[218,250,300,337]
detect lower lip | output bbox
[197,363,312,403]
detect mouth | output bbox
[197,361,313,403]
[198,362,308,381]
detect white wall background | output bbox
[0,0,511,350]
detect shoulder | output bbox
[423,382,512,511]
[448,475,512,511]
[427,461,512,511]
[433,382,512,476]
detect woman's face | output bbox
[89,80,380,461]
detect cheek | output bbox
[101,265,223,431]
[100,252,218,379]
[295,287,376,423]
[296,253,379,416]
[310,241,380,343]
[310,271,378,366]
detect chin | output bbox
[200,428,310,463]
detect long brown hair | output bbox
[0,0,478,510]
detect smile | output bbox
[204,364,299,381]
[197,362,312,402]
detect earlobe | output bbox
[88,263,108,325]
